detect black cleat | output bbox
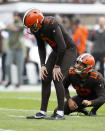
[89,111,97,116]
[45,113,65,120]
[78,108,89,115]
[26,112,46,119]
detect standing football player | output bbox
[54,53,105,117]
[23,9,77,120]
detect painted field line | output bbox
[0,108,53,113]
[0,129,15,131]
[9,115,25,118]
[0,96,57,101]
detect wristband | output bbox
[41,64,45,67]
[54,65,60,68]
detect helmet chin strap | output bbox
[75,62,92,74]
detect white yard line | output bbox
[0,96,57,101]
[0,108,39,112]
[0,129,15,131]
[0,108,53,113]
[9,115,25,118]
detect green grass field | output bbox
[0,91,105,131]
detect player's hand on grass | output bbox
[53,65,63,81]
[41,66,48,80]
[82,100,92,106]
[68,98,78,111]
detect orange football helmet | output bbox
[23,9,44,32]
[75,53,95,74]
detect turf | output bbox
[0,91,105,131]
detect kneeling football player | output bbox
[53,53,105,117]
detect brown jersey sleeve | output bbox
[91,84,105,106]
[90,72,105,106]
[36,37,46,66]
[52,26,66,66]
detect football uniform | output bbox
[63,67,105,114]
[31,16,77,112]
[32,16,77,70]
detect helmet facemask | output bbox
[30,23,39,33]
[75,61,92,74]
[75,61,86,74]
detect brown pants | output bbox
[40,46,77,112]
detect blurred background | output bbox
[0,0,105,88]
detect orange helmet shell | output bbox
[23,9,44,29]
[77,53,95,68]
[82,55,95,68]
[76,53,95,73]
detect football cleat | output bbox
[78,108,89,115]
[26,112,46,119]
[45,113,65,120]
[89,110,97,116]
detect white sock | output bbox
[40,110,46,115]
[57,110,64,116]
